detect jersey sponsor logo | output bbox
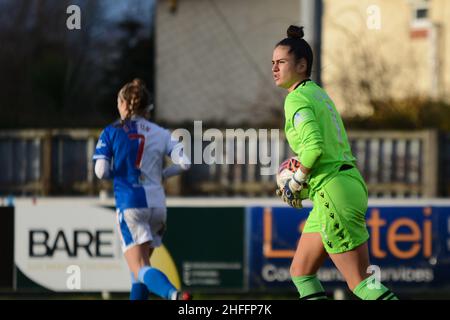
[325,103,343,143]
[139,123,151,133]
[313,91,330,102]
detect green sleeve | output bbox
[286,95,323,169]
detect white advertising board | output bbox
[14,198,130,292]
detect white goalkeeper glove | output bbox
[288,168,307,192]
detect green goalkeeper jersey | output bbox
[284,80,357,197]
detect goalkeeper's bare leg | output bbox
[290,232,329,300]
[329,242,398,300]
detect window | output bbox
[415,8,428,19]
[411,0,430,29]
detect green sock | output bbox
[353,276,398,300]
[292,275,328,300]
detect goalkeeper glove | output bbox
[276,184,303,209]
[288,168,307,192]
[278,167,308,209]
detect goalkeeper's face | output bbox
[272,45,307,91]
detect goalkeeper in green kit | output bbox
[272,25,398,300]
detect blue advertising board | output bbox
[245,204,450,293]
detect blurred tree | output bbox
[0,0,154,128]
[345,98,450,131]
[98,18,154,122]
[326,21,450,131]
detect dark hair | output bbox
[276,25,313,77]
[118,78,151,123]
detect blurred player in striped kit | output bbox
[272,26,398,300]
[93,78,192,300]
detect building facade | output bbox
[322,0,450,114]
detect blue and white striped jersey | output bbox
[93,116,177,210]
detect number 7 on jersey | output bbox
[128,134,145,169]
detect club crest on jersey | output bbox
[96,139,106,149]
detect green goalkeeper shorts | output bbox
[303,167,370,254]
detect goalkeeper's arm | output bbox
[289,106,324,191]
[289,163,311,191]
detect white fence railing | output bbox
[0,129,440,198]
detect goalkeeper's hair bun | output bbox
[275,25,313,77]
[287,25,304,39]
